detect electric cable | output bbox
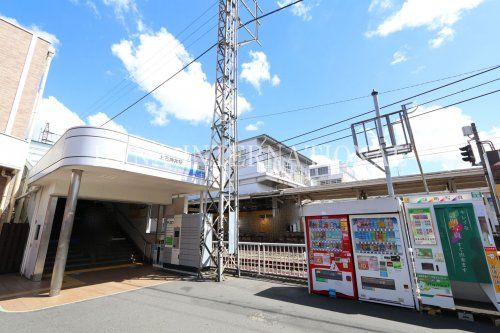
[85,2,219,117]
[100,0,306,127]
[240,64,500,120]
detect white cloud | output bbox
[103,0,137,22]
[271,74,281,87]
[277,0,313,21]
[87,112,127,132]
[33,96,126,139]
[240,51,280,93]
[145,102,168,126]
[245,121,264,132]
[391,50,408,65]
[366,0,483,47]
[401,105,474,170]
[70,0,100,17]
[0,15,59,47]
[86,1,100,17]
[429,26,455,48]
[112,28,251,126]
[33,96,85,138]
[369,0,393,12]
[411,65,426,74]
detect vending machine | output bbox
[305,215,357,299]
[350,213,415,308]
[404,193,500,311]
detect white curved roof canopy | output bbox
[28,127,207,204]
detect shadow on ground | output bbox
[253,283,497,332]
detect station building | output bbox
[19,126,207,286]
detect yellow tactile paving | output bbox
[0,265,178,312]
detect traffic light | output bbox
[459,144,475,165]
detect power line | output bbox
[410,88,500,119]
[85,2,219,117]
[100,1,306,127]
[269,65,500,145]
[91,22,218,119]
[242,88,500,166]
[101,42,218,127]
[380,65,500,110]
[240,63,500,121]
[239,75,500,166]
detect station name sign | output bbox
[126,145,206,179]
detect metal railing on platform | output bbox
[222,242,307,279]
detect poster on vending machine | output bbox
[407,208,437,245]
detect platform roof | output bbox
[248,168,487,201]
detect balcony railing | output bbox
[255,162,311,186]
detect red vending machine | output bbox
[305,215,357,299]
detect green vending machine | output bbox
[434,203,491,284]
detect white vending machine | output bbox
[350,213,415,308]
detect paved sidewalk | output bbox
[0,265,178,312]
[0,274,497,332]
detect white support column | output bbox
[49,170,82,297]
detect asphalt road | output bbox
[0,275,497,332]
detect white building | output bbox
[309,161,357,186]
[237,134,314,195]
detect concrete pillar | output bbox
[49,170,82,297]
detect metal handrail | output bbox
[112,206,150,261]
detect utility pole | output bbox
[372,90,395,196]
[401,104,429,194]
[471,123,500,221]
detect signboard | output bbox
[416,273,452,295]
[165,235,173,247]
[485,246,500,293]
[434,203,491,283]
[407,208,437,245]
[126,145,205,179]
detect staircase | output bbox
[43,205,143,274]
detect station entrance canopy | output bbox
[21,127,208,283]
[27,127,207,204]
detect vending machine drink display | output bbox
[305,215,357,299]
[350,214,415,308]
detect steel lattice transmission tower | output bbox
[201,0,260,282]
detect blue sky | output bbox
[2,0,500,178]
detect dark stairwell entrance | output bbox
[44,199,145,274]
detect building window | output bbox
[317,166,329,176]
[284,161,291,172]
[310,168,317,176]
